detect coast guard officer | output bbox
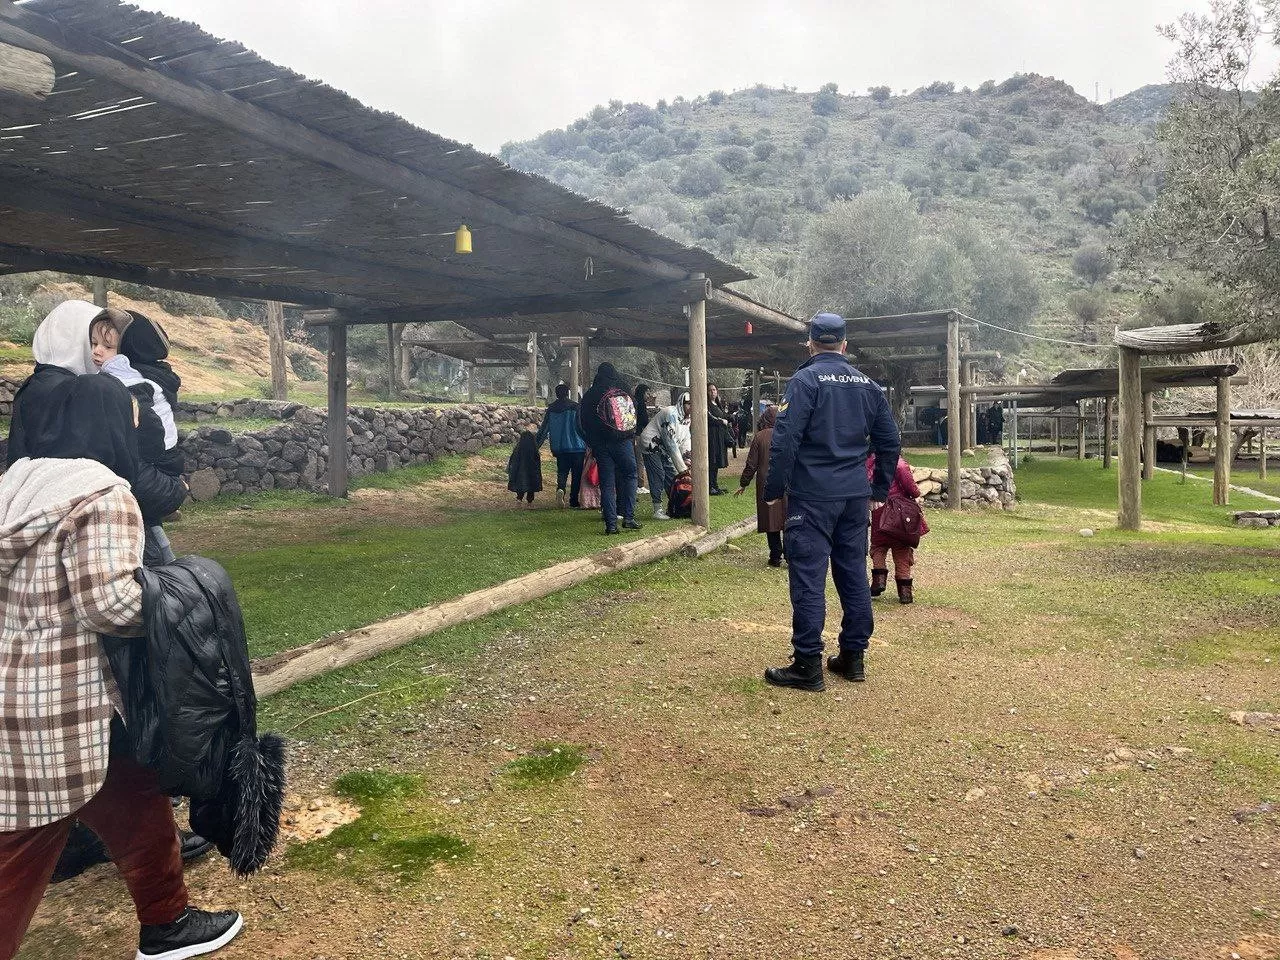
[762,312,901,691]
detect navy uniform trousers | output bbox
[783,496,874,657]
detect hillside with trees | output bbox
[500,75,1183,372]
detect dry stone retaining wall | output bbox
[915,448,1017,510]
[180,401,540,498]
[1234,510,1280,529]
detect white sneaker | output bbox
[652,506,670,520]
[637,486,650,496]
[556,488,566,508]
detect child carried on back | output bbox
[91,308,185,562]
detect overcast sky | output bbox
[135,0,1280,153]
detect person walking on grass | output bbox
[867,451,924,604]
[762,313,901,692]
[579,363,641,534]
[535,383,586,508]
[0,375,241,960]
[735,404,786,567]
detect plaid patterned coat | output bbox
[0,458,145,831]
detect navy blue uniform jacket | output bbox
[763,351,901,503]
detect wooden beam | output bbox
[959,358,972,454]
[1260,428,1268,481]
[1142,392,1155,481]
[946,313,962,511]
[527,332,538,405]
[91,277,107,309]
[302,279,712,327]
[251,524,706,698]
[267,300,288,402]
[750,371,761,427]
[680,517,758,558]
[1117,347,1143,530]
[1215,375,1231,506]
[1103,395,1114,470]
[707,288,806,333]
[385,322,398,400]
[0,241,375,309]
[327,321,348,498]
[467,363,476,402]
[1076,406,1086,460]
[688,281,711,529]
[0,2,700,286]
[1114,320,1263,353]
[0,40,53,101]
[570,343,581,398]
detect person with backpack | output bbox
[535,384,586,508]
[578,363,641,534]
[867,452,927,604]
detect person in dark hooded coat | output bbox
[507,430,544,503]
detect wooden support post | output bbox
[581,338,592,388]
[1053,418,1061,456]
[467,363,475,402]
[687,277,711,529]
[570,344,581,398]
[1103,396,1114,470]
[385,322,398,400]
[1076,405,1086,460]
[266,300,288,402]
[1260,428,1268,481]
[1118,347,1143,531]
[774,370,782,400]
[946,313,962,511]
[327,321,349,498]
[1142,392,1155,481]
[527,332,538,405]
[750,371,761,428]
[91,277,107,308]
[959,359,972,452]
[1214,375,1231,506]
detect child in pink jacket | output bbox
[866,453,922,604]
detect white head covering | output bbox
[31,300,103,375]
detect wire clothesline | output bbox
[970,317,1110,350]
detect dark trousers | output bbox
[0,741,187,958]
[784,497,873,657]
[554,451,584,507]
[642,449,676,506]
[595,438,637,528]
[767,531,783,562]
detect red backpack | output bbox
[595,387,637,439]
[668,474,694,519]
[873,494,929,547]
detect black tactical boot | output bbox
[826,649,866,682]
[764,653,825,692]
[870,568,889,596]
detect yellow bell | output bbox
[455,224,472,255]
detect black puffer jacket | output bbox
[103,557,285,875]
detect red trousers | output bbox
[0,743,187,960]
[871,543,915,580]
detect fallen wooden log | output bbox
[680,517,759,558]
[252,524,705,698]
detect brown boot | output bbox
[896,578,913,604]
[870,568,889,597]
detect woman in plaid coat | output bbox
[0,375,241,960]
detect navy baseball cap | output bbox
[807,312,846,345]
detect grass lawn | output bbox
[168,446,754,659]
[1179,460,1280,500]
[26,454,1280,960]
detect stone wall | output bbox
[0,376,18,415]
[180,402,541,498]
[1234,510,1280,529]
[915,448,1017,510]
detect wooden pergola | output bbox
[843,311,983,510]
[0,0,803,527]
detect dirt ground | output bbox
[17,464,1280,960]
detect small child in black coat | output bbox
[507,431,543,504]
